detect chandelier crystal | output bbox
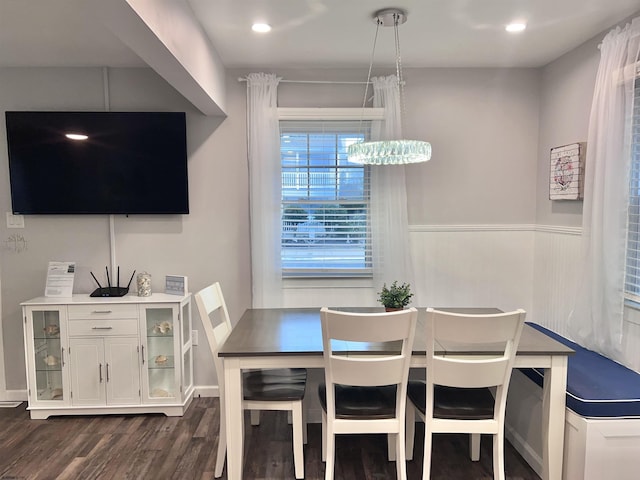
[347,139,431,165]
[348,8,432,166]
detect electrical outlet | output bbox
[192,329,198,346]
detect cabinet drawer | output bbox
[68,319,139,337]
[68,304,138,320]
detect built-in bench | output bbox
[505,323,640,480]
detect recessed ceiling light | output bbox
[65,133,88,141]
[506,22,527,33]
[252,23,272,33]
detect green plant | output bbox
[377,281,413,309]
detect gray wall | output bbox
[404,68,540,225]
[535,34,600,226]
[1,8,634,391]
[0,65,543,391]
[0,67,251,390]
[237,66,542,227]
[535,10,640,225]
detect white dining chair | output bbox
[318,307,418,480]
[194,282,307,479]
[405,308,526,480]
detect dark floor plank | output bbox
[0,398,539,479]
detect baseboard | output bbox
[1,389,27,402]
[505,422,543,477]
[193,385,219,398]
[5,387,214,402]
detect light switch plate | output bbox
[192,330,199,346]
[6,212,24,228]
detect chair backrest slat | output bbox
[433,313,522,344]
[195,282,232,390]
[321,307,418,389]
[432,356,510,388]
[330,355,407,387]
[323,309,418,343]
[426,308,526,410]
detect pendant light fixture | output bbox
[348,8,432,165]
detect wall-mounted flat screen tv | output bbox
[5,111,189,214]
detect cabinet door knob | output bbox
[99,363,103,383]
[91,326,113,330]
[92,310,113,314]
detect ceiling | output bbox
[0,0,639,69]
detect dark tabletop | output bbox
[218,308,575,358]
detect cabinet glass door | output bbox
[30,310,65,402]
[143,306,179,401]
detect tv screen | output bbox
[5,111,189,214]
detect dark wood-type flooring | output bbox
[0,397,539,479]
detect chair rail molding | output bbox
[410,224,582,235]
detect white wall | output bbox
[411,226,535,315]
[0,67,252,392]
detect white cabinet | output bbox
[105,337,141,405]
[22,294,194,419]
[67,303,141,407]
[68,336,140,406]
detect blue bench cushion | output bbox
[520,323,640,418]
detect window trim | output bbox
[278,107,385,121]
[279,107,382,280]
[624,69,640,301]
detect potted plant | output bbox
[377,281,414,311]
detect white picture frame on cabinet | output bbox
[165,275,188,295]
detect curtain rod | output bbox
[237,77,372,85]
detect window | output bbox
[280,119,372,278]
[625,76,640,300]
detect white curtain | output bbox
[246,72,283,307]
[568,18,640,361]
[370,75,416,300]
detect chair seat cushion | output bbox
[242,369,307,401]
[522,322,640,418]
[318,383,397,419]
[407,380,494,420]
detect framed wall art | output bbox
[549,142,586,200]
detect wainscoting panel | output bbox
[278,224,640,372]
[531,226,582,335]
[409,225,535,315]
[623,307,640,371]
[532,226,640,371]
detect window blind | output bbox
[625,76,640,300]
[280,119,372,277]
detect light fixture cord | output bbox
[360,17,381,111]
[394,12,405,138]
[355,17,381,141]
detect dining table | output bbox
[218,307,574,480]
